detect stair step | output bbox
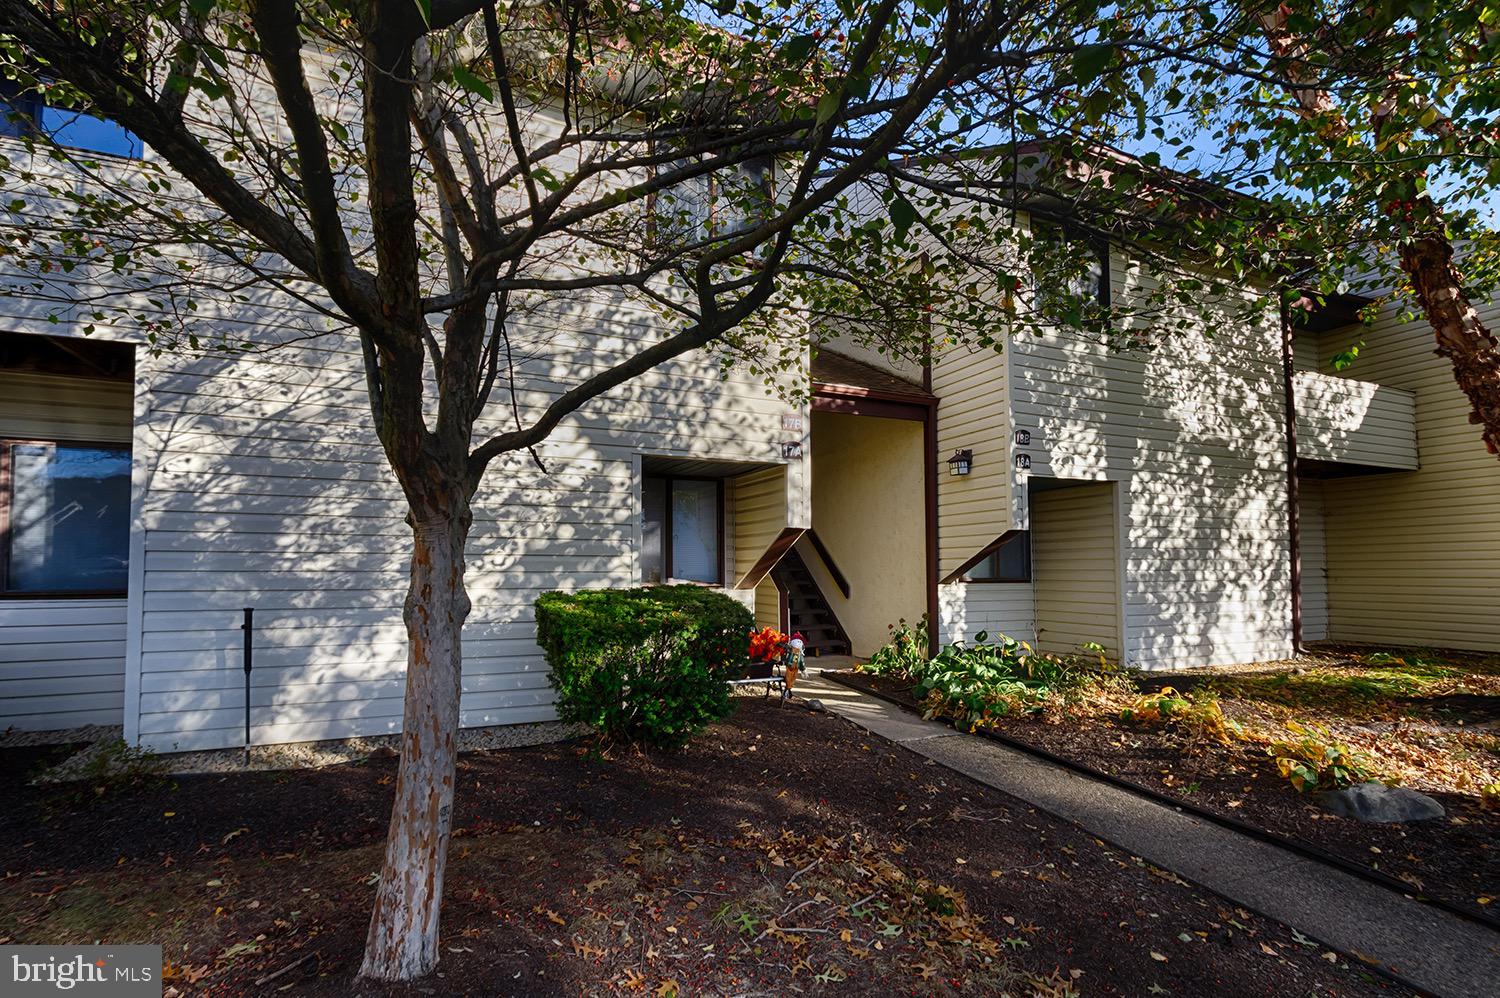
[772,550,848,656]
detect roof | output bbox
[811,350,933,400]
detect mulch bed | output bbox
[833,670,1500,926]
[0,699,1407,996]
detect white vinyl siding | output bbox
[0,369,134,731]
[1317,298,1500,651]
[938,581,1035,647]
[1030,483,1120,657]
[1010,246,1293,669]
[1293,371,1418,469]
[125,315,808,752]
[0,73,816,747]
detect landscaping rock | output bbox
[805,699,826,713]
[1316,782,1445,823]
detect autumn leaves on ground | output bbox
[845,643,1500,922]
[0,699,1400,996]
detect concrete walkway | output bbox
[800,669,1500,998]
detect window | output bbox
[641,475,723,585]
[1,439,132,595]
[962,531,1030,583]
[1,83,143,159]
[1030,221,1110,316]
[651,152,774,246]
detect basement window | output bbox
[962,531,1031,583]
[641,475,724,585]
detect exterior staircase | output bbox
[770,548,851,657]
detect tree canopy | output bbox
[1,0,1498,981]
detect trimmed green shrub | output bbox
[535,585,754,749]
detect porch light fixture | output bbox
[947,449,974,476]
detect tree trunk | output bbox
[1399,233,1500,456]
[359,505,473,981]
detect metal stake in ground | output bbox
[241,607,254,764]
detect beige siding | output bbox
[731,465,791,590]
[0,370,135,731]
[807,412,925,657]
[1031,482,1120,657]
[1294,371,1418,469]
[931,342,1013,578]
[1317,301,1500,651]
[753,577,781,631]
[1300,481,1328,642]
[0,371,135,444]
[1292,329,1321,373]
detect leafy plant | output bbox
[37,737,168,799]
[535,585,753,750]
[916,633,1115,727]
[1268,721,1375,793]
[863,616,929,677]
[1119,686,1236,746]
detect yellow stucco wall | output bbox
[810,411,926,657]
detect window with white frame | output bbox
[1,440,131,594]
[641,475,724,585]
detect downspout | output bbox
[922,393,940,658]
[922,309,940,658]
[1280,295,1304,654]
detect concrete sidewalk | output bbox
[801,670,1500,998]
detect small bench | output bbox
[727,670,788,700]
[729,648,804,702]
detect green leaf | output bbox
[1073,43,1116,85]
[412,0,432,26]
[815,91,841,125]
[889,197,919,242]
[781,34,817,64]
[452,65,494,102]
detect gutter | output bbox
[1280,295,1304,653]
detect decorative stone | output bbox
[804,699,827,713]
[1316,781,1445,823]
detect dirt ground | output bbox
[835,644,1499,925]
[0,698,1407,996]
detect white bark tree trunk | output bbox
[358,507,473,981]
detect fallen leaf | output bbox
[1150,951,1168,962]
